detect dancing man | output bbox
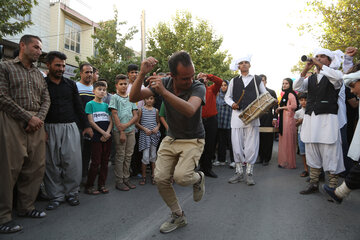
[129,51,206,233]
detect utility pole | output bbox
[141,10,146,61]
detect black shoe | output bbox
[255,161,263,164]
[203,170,218,178]
[262,161,269,166]
[300,183,319,195]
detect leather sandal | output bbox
[300,171,309,177]
[98,186,109,194]
[66,195,80,206]
[139,177,146,185]
[85,186,100,195]
[46,201,61,210]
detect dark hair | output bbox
[19,34,42,45]
[282,78,294,91]
[115,74,128,84]
[259,74,267,81]
[98,78,108,83]
[127,64,139,73]
[46,51,67,64]
[80,62,92,72]
[93,81,107,89]
[168,51,193,76]
[93,67,98,73]
[298,92,307,99]
[346,62,360,74]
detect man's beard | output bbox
[51,71,63,79]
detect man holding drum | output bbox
[225,55,268,185]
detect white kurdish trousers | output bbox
[231,127,259,165]
[305,138,345,174]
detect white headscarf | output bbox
[229,54,252,71]
[313,48,344,70]
[343,70,360,87]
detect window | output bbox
[64,19,81,53]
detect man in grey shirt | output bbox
[130,51,206,234]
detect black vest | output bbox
[305,74,339,115]
[232,75,262,110]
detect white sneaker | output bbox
[228,173,245,184]
[212,161,221,166]
[229,162,236,169]
[219,162,226,166]
[246,174,255,185]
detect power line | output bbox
[6,27,95,41]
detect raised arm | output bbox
[129,57,157,102]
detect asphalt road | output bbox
[3,142,360,240]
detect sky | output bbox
[68,0,323,92]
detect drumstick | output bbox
[236,90,245,105]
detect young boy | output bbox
[109,74,138,191]
[294,93,309,177]
[85,81,113,194]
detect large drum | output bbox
[238,92,278,125]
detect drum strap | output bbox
[253,76,259,98]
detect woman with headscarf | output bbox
[213,80,235,168]
[277,78,299,169]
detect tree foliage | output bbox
[292,0,360,74]
[82,9,139,93]
[0,0,38,39]
[147,11,235,80]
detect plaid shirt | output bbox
[0,57,50,122]
[216,97,232,129]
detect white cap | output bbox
[313,48,344,70]
[343,70,360,87]
[229,54,252,71]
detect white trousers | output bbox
[305,139,345,174]
[231,127,259,164]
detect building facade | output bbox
[0,0,99,78]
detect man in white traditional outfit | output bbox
[294,48,345,195]
[225,55,267,185]
[322,66,360,203]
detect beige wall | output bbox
[49,2,95,67]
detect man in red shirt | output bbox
[198,73,223,178]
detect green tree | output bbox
[147,11,235,80]
[0,0,38,39]
[292,0,360,74]
[81,9,139,93]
